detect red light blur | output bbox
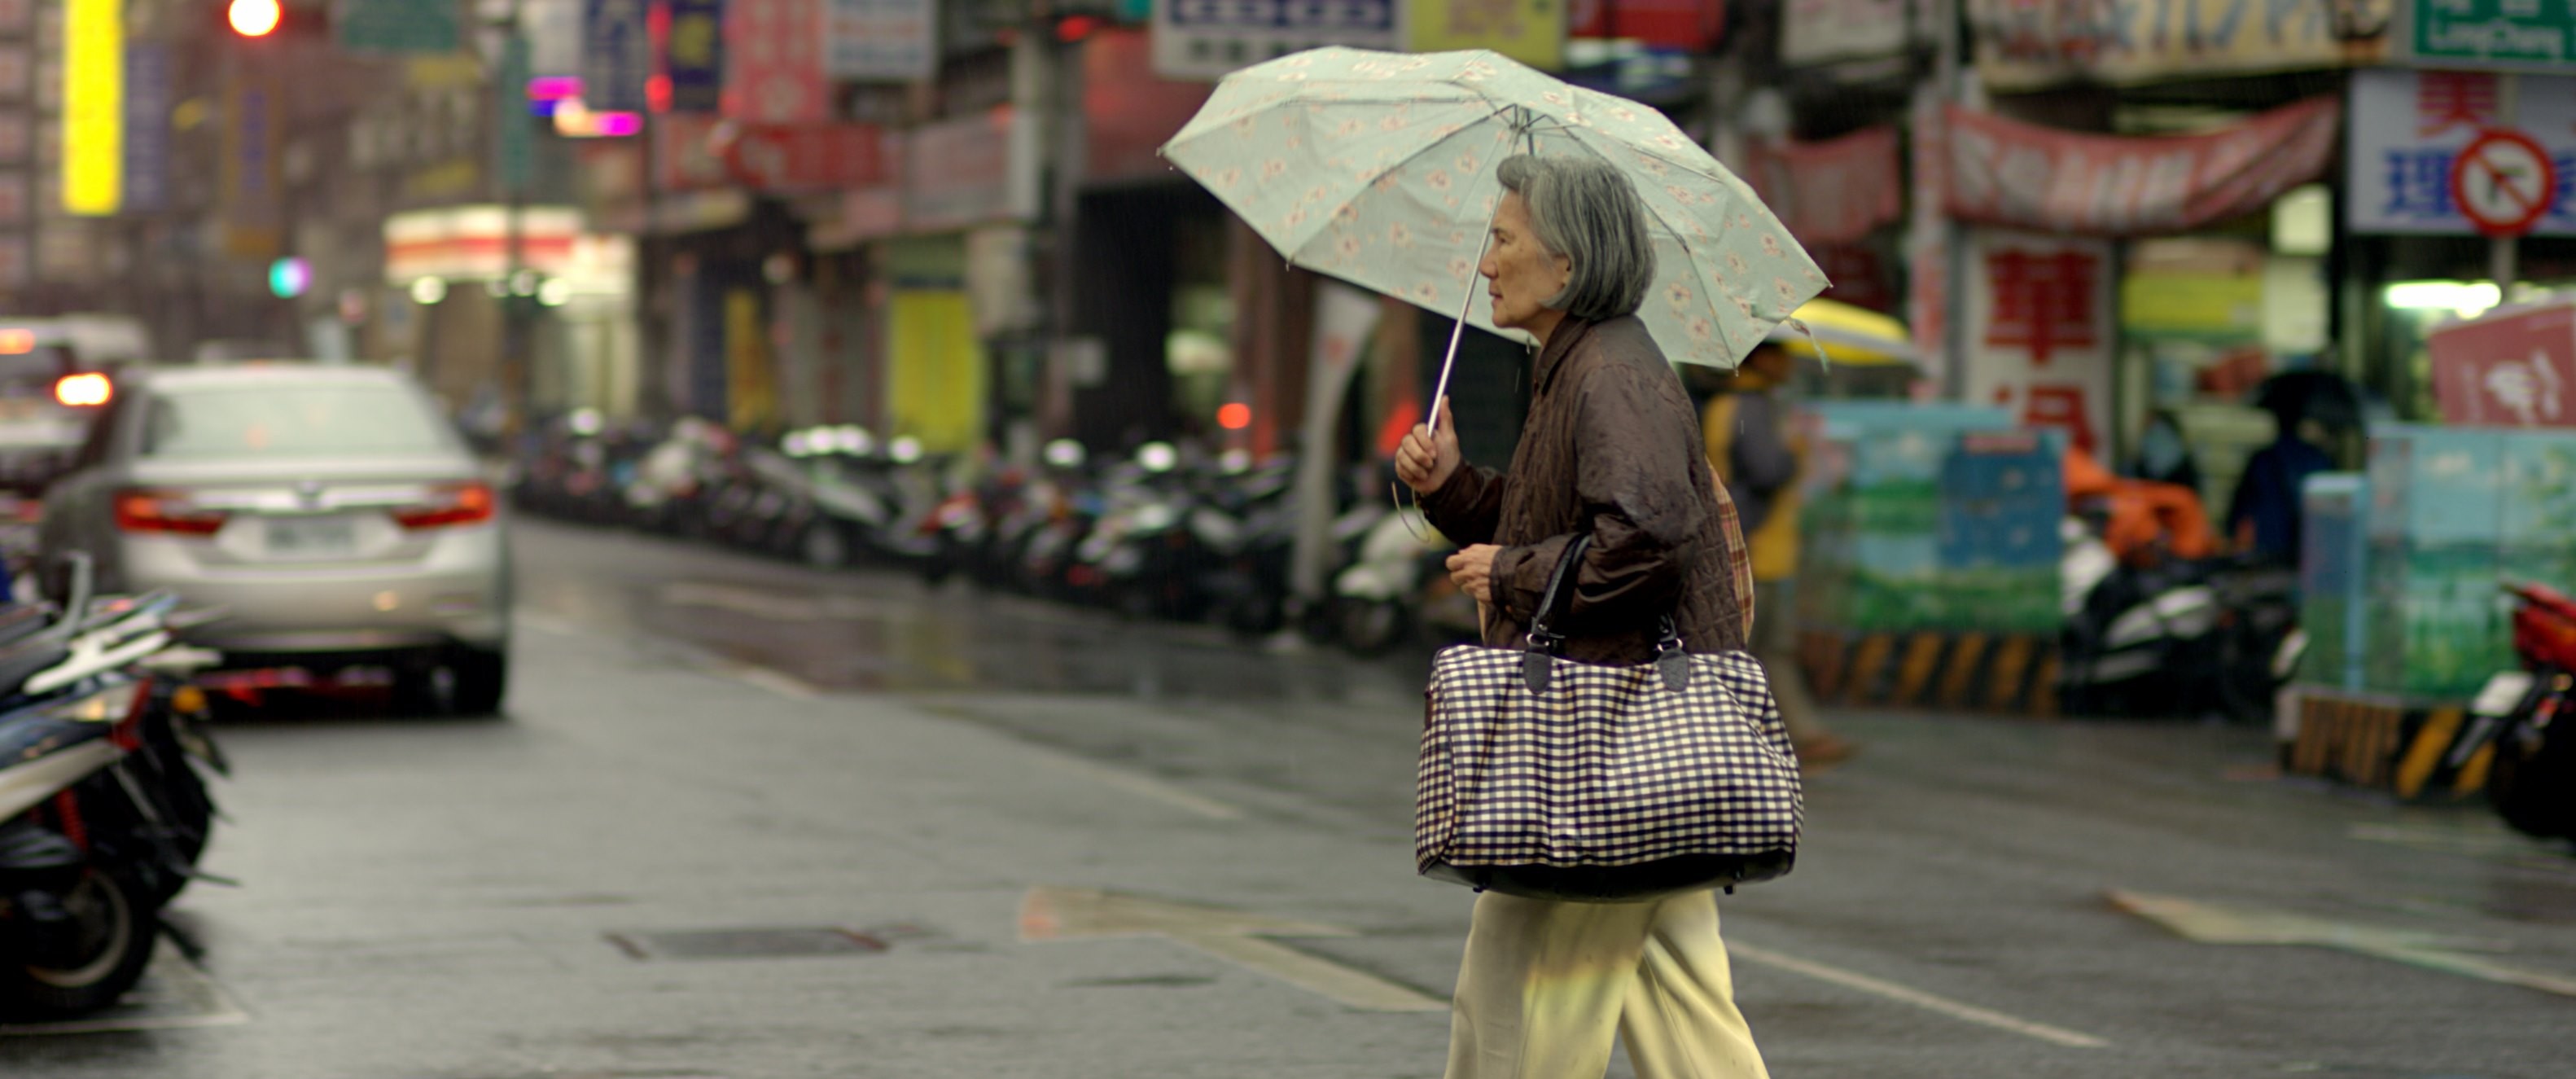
[1217,403,1253,431]
[1056,15,1098,42]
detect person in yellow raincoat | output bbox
[1702,342,1855,771]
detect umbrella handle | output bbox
[1426,219,1500,437]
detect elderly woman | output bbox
[1396,155,1772,1079]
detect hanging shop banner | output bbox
[1408,0,1564,69]
[2399,0,2576,71]
[826,0,934,82]
[1943,97,2342,236]
[1966,228,2114,455]
[1570,0,1722,49]
[120,42,167,214]
[1745,125,1901,247]
[717,123,892,191]
[1084,27,1212,184]
[904,111,1020,233]
[582,0,653,113]
[654,114,729,191]
[2348,68,2576,236]
[0,0,28,34]
[1966,0,2391,90]
[1781,0,1911,68]
[2429,301,2576,428]
[61,0,119,216]
[665,0,725,113]
[1154,0,1403,81]
[726,0,828,124]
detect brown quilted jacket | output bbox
[1424,314,1755,664]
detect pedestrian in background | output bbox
[1703,341,1856,771]
[1398,153,1773,1079]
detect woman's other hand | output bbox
[1447,543,1500,604]
[1396,397,1462,495]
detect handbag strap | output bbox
[1523,534,1592,654]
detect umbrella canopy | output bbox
[1161,47,1823,371]
[1763,299,1918,366]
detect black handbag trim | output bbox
[1423,849,1796,904]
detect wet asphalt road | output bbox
[4,515,2574,1079]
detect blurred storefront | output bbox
[380,204,638,423]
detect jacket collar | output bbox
[1531,315,1601,397]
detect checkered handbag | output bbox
[1415,536,1803,902]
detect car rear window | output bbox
[143,383,455,459]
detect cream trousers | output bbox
[1444,888,1771,1079]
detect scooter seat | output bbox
[0,643,70,704]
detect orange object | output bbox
[2065,446,2217,566]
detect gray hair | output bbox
[1495,154,1657,321]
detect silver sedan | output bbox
[36,363,510,713]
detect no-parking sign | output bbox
[2451,129,2560,238]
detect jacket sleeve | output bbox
[1422,462,1507,547]
[1491,364,1706,633]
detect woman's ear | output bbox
[1554,254,1574,292]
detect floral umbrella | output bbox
[1161,46,1825,385]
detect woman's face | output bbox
[1479,192,1571,336]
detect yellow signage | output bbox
[1408,0,1565,70]
[64,0,123,216]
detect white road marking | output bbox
[1021,887,1446,1012]
[1035,752,1242,821]
[1727,941,2111,1049]
[0,942,250,1037]
[2111,888,2576,998]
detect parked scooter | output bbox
[0,555,226,1016]
[2451,581,2576,841]
[1331,503,1446,654]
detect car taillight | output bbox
[54,372,112,406]
[114,489,229,536]
[392,481,496,529]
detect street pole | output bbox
[2491,73,2521,295]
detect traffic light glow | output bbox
[229,0,281,37]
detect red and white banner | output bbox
[1567,0,1724,50]
[2429,302,2576,428]
[1746,125,1902,247]
[725,0,828,124]
[1966,228,2114,454]
[655,114,729,191]
[716,122,893,191]
[1944,96,2341,237]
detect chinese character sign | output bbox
[583,0,654,113]
[826,0,932,82]
[725,0,827,124]
[1967,229,2114,455]
[2350,68,2576,236]
[666,0,724,113]
[2407,0,2576,69]
[1968,0,2390,90]
[1154,0,1404,81]
[2429,302,2576,428]
[1408,0,1566,69]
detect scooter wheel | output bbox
[0,866,160,1018]
[1338,599,1408,656]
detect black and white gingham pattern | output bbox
[1416,647,1803,875]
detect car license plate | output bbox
[265,517,357,558]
